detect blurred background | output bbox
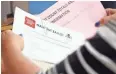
[1,1,116,31]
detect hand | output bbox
[95,8,116,27]
[1,30,39,74]
[1,30,24,74]
[102,8,116,24]
[1,30,24,52]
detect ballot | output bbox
[37,1,106,38]
[13,7,85,64]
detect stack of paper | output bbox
[13,1,106,64]
[13,7,85,64]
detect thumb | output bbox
[102,13,116,24]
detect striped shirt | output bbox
[38,19,116,74]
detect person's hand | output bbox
[1,30,24,52]
[95,8,116,27]
[1,30,24,74]
[102,8,116,23]
[1,30,39,74]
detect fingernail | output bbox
[95,21,100,27]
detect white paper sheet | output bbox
[13,7,85,64]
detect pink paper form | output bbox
[38,1,106,38]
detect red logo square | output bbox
[25,16,35,28]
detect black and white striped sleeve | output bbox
[38,20,116,74]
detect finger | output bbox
[1,30,12,46]
[95,13,116,27]
[102,13,116,23]
[2,30,12,39]
[95,16,107,27]
[2,30,24,51]
[1,59,6,72]
[106,8,116,15]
